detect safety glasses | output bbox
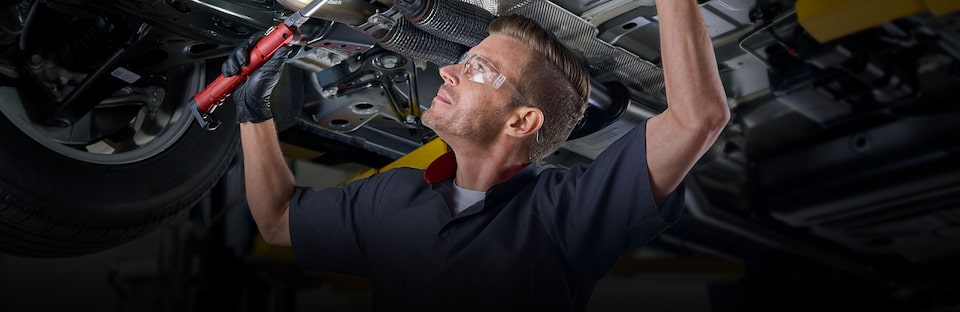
[456,53,531,106]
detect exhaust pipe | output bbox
[276,0,469,65]
[373,18,468,66]
[394,0,494,47]
[275,0,377,26]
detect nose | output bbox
[438,64,460,86]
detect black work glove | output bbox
[222,36,293,124]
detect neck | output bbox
[449,141,530,192]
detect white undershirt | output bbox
[437,179,486,215]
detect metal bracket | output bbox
[355,8,404,40]
[306,50,423,133]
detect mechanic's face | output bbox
[422,34,535,145]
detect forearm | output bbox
[642,0,731,204]
[241,120,294,246]
[656,0,729,131]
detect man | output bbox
[227,0,728,310]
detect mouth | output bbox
[433,95,449,105]
[434,88,452,105]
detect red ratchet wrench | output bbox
[189,0,330,130]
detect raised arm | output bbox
[645,0,731,204]
[224,37,295,246]
[241,120,294,246]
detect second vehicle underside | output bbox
[1,0,958,309]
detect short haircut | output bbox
[489,14,591,160]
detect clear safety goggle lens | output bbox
[457,54,508,89]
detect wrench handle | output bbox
[193,23,297,114]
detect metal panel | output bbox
[506,0,668,108]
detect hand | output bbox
[223,35,293,124]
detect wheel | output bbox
[0,59,239,257]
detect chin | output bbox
[420,115,438,131]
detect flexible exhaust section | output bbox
[278,0,480,66]
[395,0,494,47]
[373,18,468,66]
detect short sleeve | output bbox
[288,173,387,276]
[534,120,685,280]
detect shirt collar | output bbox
[423,151,535,188]
[424,151,458,184]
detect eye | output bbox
[473,61,486,74]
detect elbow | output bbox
[260,223,292,247]
[687,99,730,138]
[252,202,292,247]
[707,103,731,135]
[261,230,289,247]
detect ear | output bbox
[505,107,543,140]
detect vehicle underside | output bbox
[0,0,958,310]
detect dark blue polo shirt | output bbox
[289,121,684,311]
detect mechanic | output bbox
[226,0,728,310]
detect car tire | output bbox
[0,72,239,258]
